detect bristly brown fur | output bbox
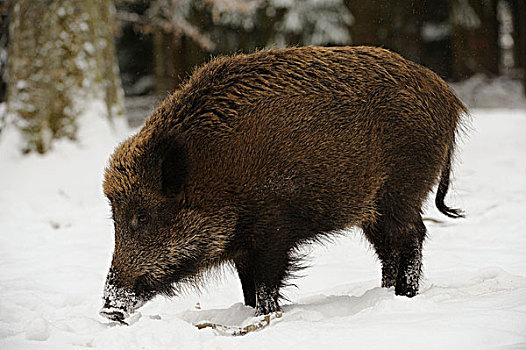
[102,46,467,317]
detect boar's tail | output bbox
[435,147,464,218]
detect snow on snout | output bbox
[100,271,146,324]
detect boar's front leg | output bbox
[236,246,292,316]
[254,281,280,316]
[252,249,286,316]
[234,256,256,308]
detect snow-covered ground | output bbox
[1,106,525,349]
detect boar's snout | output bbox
[99,305,127,324]
[100,269,146,323]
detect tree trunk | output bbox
[6,0,124,154]
[450,0,500,80]
[153,31,207,96]
[420,0,452,79]
[153,30,178,95]
[509,0,526,95]
[346,0,424,63]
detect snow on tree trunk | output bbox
[6,0,124,154]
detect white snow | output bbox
[1,104,525,349]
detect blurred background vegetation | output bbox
[0,0,525,153]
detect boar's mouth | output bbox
[100,272,178,323]
[134,273,176,297]
[100,261,203,323]
[134,260,202,298]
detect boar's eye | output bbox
[137,213,150,225]
[131,213,150,230]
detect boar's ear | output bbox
[159,133,188,198]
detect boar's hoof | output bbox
[395,284,419,298]
[255,301,280,317]
[255,286,280,316]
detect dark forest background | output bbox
[0,0,525,152]
[2,0,525,100]
[111,0,525,97]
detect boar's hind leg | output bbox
[363,212,426,297]
[363,217,400,289]
[394,217,426,297]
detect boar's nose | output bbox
[100,303,128,324]
[100,269,146,323]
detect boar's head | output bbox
[99,128,235,323]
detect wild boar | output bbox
[100,46,466,323]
